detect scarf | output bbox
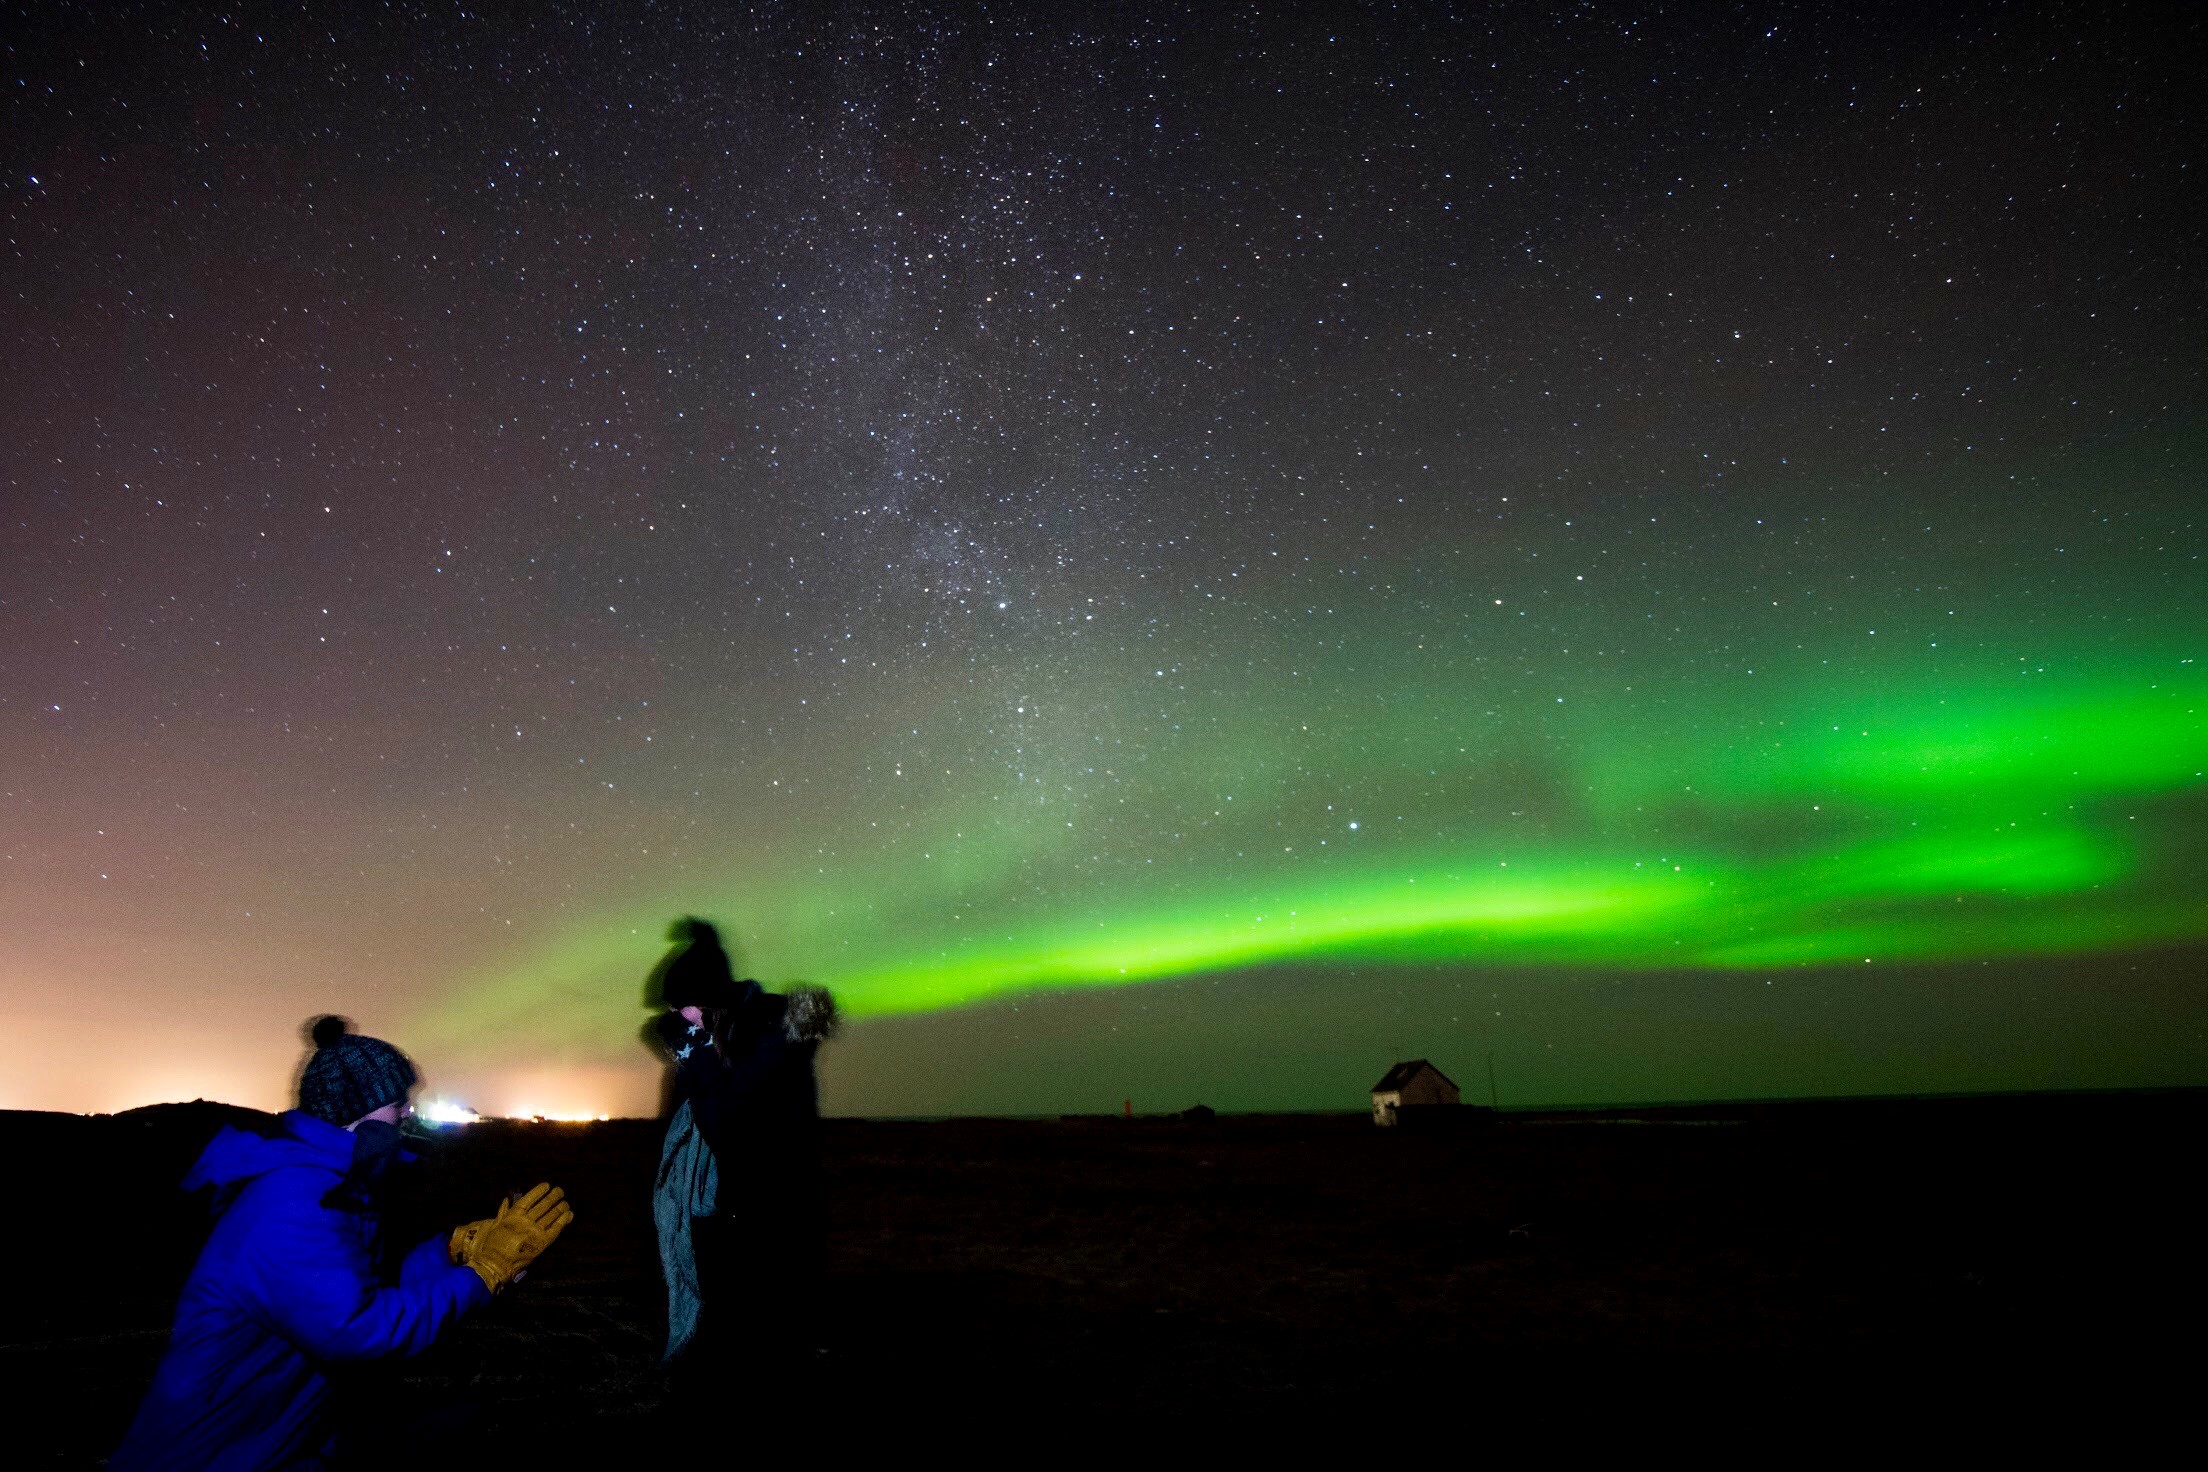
[653,1099,720,1360]
[320,1118,411,1213]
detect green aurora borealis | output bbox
[6,3,2204,1117]
[420,528,2207,1087]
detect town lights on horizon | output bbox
[420,1099,611,1124]
[418,1100,483,1126]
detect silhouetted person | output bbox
[113,1017,573,1471]
[645,918,835,1398]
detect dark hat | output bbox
[298,1016,418,1126]
[648,916,744,1011]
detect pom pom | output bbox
[667,915,724,950]
[309,1014,351,1049]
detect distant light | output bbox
[419,1100,482,1126]
[511,1109,611,1123]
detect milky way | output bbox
[3,3,2201,1115]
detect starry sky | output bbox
[4,2,2202,1118]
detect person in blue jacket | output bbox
[112,1016,572,1471]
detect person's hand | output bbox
[464,1183,574,1294]
[447,1215,496,1265]
[651,1009,705,1058]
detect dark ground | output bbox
[3,1093,2201,1461]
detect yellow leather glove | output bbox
[447,1216,496,1265]
[464,1183,575,1294]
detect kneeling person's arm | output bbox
[248,1187,489,1362]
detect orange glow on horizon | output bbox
[474,1063,651,1122]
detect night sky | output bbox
[4,2,2201,1118]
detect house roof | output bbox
[1371,1058,1459,1093]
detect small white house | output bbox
[1371,1059,1461,1126]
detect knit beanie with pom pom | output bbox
[297,1016,418,1126]
[648,916,744,1011]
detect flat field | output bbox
[3,1094,2198,1460]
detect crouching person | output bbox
[112,1016,574,1471]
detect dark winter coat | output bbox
[111,1111,488,1472]
[654,990,820,1363]
[674,992,820,1176]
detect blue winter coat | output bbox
[111,1111,490,1471]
